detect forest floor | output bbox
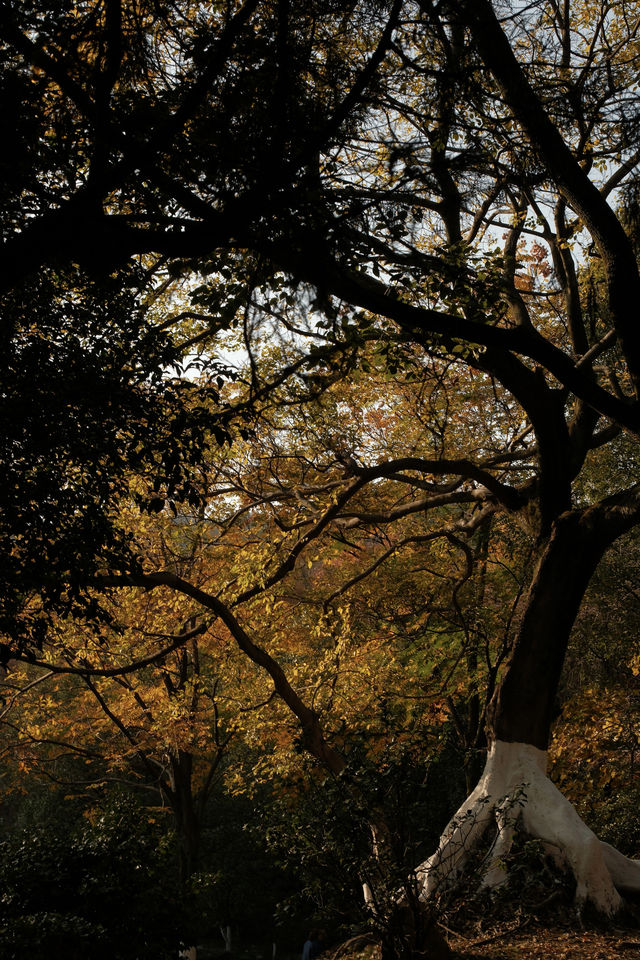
[447,923,640,958]
[331,920,640,960]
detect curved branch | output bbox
[233,473,369,604]
[95,573,346,774]
[0,670,55,721]
[12,621,208,678]
[324,505,497,609]
[272,247,640,436]
[353,456,525,510]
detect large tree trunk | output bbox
[417,510,640,912]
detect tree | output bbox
[0,503,277,906]
[5,0,640,935]
[5,362,511,960]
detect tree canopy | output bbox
[5,0,640,944]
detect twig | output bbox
[464,917,531,947]
[330,934,377,960]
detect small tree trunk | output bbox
[166,751,202,960]
[364,816,451,959]
[379,902,450,960]
[220,925,232,952]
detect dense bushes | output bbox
[0,793,191,960]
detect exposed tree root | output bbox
[416,740,640,915]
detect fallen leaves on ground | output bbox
[450,925,640,959]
